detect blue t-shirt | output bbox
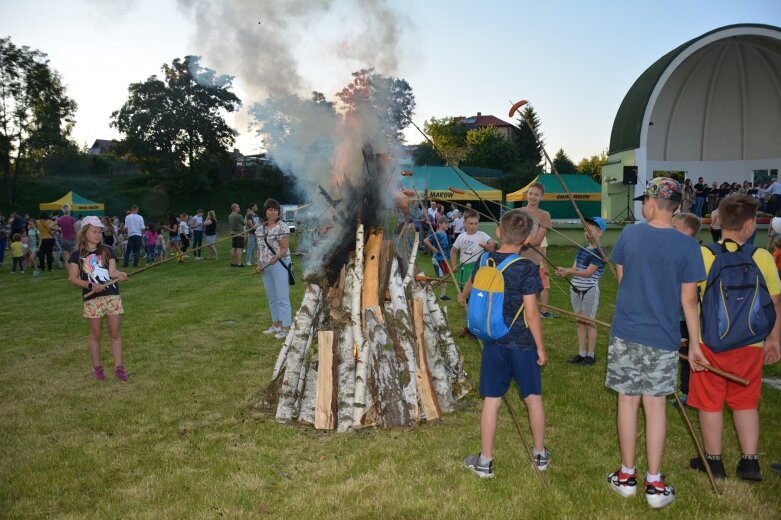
[474,252,543,350]
[571,245,607,289]
[610,223,706,351]
[430,230,450,262]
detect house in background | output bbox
[459,113,519,141]
[87,139,117,155]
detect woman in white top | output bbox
[255,198,292,339]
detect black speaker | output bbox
[622,166,638,185]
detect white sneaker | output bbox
[274,329,289,339]
[262,325,280,335]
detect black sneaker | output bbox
[771,462,781,476]
[540,311,555,319]
[567,354,586,365]
[736,456,762,481]
[690,456,726,479]
[581,355,596,365]
[463,454,494,478]
[440,295,452,301]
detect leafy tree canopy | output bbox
[111,56,241,177]
[577,150,608,182]
[0,37,77,207]
[412,141,445,166]
[422,116,468,163]
[552,148,577,174]
[462,127,520,174]
[335,68,415,143]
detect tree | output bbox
[422,116,468,163]
[335,68,415,143]
[412,141,444,166]
[462,127,520,173]
[0,37,77,207]
[552,148,577,173]
[577,150,609,182]
[111,56,241,178]
[513,105,543,172]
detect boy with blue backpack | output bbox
[458,209,548,478]
[688,194,781,481]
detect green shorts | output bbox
[456,262,476,290]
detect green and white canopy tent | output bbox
[398,166,503,201]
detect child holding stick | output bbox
[424,216,452,301]
[67,216,129,381]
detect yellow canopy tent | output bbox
[507,174,601,218]
[39,191,105,216]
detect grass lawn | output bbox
[1,240,780,519]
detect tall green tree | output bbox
[577,150,609,182]
[513,105,543,172]
[552,148,577,173]
[0,37,77,207]
[111,56,241,177]
[335,68,415,143]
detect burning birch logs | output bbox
[268,225,470,430]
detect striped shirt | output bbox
[571,245,606,289]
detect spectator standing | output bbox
[707,181,720,215]
[36,213,58,272]
[26,219,40,275]
[122,205,145,268]
[203,210,218,260]
[681,179,695,214]
[178,213,190,254]
[57,205,78,265]
[0,214,8,267]
[228,203,245,267]
[245,203,260,267]
[74,214,84,234]
[694,177,706,216]
[190,209,204,259]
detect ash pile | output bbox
[267,149,470,431]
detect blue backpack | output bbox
[700,240,776,352]
[467,253,526,341]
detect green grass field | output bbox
[1,241,780,519]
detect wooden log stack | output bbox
[269,224,471,430]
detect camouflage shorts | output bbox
[605,336,678,396]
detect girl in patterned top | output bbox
[67,216,129,381]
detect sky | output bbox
[2,0,779,163]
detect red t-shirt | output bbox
[58,215,77,241]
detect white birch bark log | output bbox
[387,258,419,422]
[297,362,318,425]
[414,285,456,413]
[423,285,471,400]
[402,231,420,287]
[336,262,356,432]
[275,283,323,422]
[351,225,368,427]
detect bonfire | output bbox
[266,147,470,431]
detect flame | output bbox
[353,342,358,361]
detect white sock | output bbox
[533,448,546,457]
[621,464,635,475]
[479,454,492,465]
[579,351,587,357]
[586,352,595,358]
[646,472,661,483]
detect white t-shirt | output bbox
[179,221,189,236]
[124,213,145,237]
[452,231,491,265]
[190,215,203,231]
[453,216,465,234]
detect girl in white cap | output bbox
[67,216,130,381]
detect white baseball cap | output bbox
[81,215,104,228]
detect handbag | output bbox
[263,226,295,285]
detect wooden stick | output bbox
[314,331,337,430]
[673,391,721,495]
[412,297,442,421]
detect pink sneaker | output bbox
[93,366,106,381]
[114,365,128,382]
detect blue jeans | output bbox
[124,235,142,267]
[694,197,706,217]
[262,261,291,327]
[245,235,256,266]
[0,236,6,264]
[192,230,203,257]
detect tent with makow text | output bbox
[507,174,601,219]
[39,191,105,216]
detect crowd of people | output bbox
[683,177,781,217]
